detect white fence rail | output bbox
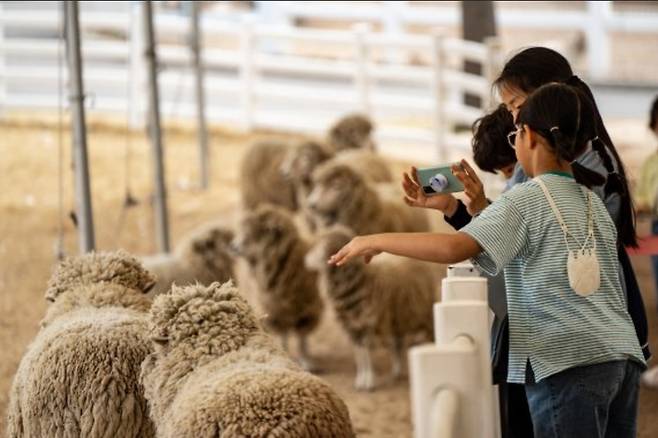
[409,263,500,438]
[0,2,502,163]
[271,1,658,81]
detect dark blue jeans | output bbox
[525,360,641,438]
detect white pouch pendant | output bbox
[567,248,600,297]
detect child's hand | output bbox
[328,236,381,266]
[402,166,458,215]
[452,160,488,216]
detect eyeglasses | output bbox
[507,126,522,149]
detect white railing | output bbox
[409,263,500,438]
[0,2,502,163]
[270,1,658,81]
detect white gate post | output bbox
[240,16,256,131]
[353,22,372,117]
[586,1,611,80]
[0,1,7,115]
[430,31,447,163]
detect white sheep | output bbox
[6,250,156,438]
[141,221,236,296]
[305,226,440,390]
[232,204,323,370]
[307,162,430,235]
[140,281,355,438]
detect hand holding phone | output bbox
[415,164,465,196]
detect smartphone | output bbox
[416,164,465,195]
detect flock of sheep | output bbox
[6,114,442,437]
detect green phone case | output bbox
[416,164,465,195]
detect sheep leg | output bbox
[281,333,289,353]
[391,337,404,380]
[361,346,375,391]
[297,334,318,372]
[353,346,365,390]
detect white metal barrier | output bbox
[0,2,502,163]
[409,263,500,438]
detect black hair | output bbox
[650,95,658,131]
[495,46,637,247]
[471,104,516,174]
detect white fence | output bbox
[269,1,658,81]
[409,263,500,438]
[0,1,502,163]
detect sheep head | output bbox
[232,205,299,266]
[45,250,157,303]
[280,140,333,191]
[148,281,258,358]
[327,113,375,152]
[41,282,152,326]
[181,224,236,278]
[307,163,366,226]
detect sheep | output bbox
[239,140,298,211]
[141,221,236,296]
[307,162,430,235]
[6,250,156,438]
[279,140,394,233]
[305,226,440,391]
[140,281,355,438]
[232,204,323,371]
[239,115,377,212]
[327,113,375,152]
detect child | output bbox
[402,104,534,438]
[331,83,645,437]
[494,47,650,362]
[636,95,658,388]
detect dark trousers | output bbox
[525,360,641,438]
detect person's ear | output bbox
[524,126,539,150]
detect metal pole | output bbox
[65,0,95,253]
[190,1,209,189]
[143,0,170,252]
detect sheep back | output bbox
[7,308,154,438]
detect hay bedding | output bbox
[1,113,657,437]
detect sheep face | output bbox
[327,114,375,152]
[45,250,156,303]
[280,141,332,191]
[304,226,355,271]
[148,281,258,357]
[307,164,365,225]
[187,226,236,273]
[232,205,298,266]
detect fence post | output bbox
[353,22,371,117]
[190,1,209,189]
[383,1,406,63]
[430,31,447,163]
[240,16,256,131]
[129,3,146,129]
[585,1,611,81]
[483,36,502,110]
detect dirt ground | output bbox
[1,113,657,437]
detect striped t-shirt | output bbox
[461,173,645,384]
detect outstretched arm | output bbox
[328,232,482,266]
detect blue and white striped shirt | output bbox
[461,173,645,384]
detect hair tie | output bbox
[550,126,560,132]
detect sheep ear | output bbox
[151,335,169,345]
[143,280,156,294]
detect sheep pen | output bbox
[2,115,658,437]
